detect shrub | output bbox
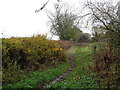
[2,35,66,84]
[93,43,120,88]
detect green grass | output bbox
[76,46,92,53]
[2,61,71,88]
[46,45,99,88]
[2,43,99,89]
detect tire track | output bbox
[38,53,77,89]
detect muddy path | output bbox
[38,53,77,89]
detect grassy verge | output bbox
[2,61,71,88]
[46,45,99,88]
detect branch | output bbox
[91,2,119,24]
[35,0,49,13]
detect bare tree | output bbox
[83,1,120,89]
[83,1,120,45]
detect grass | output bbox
[2,43,74,89]
[2,61,71,88]
[65,45,77,54]
[46,45,99,88]
[2,44,99,89]
[76,46,93,53]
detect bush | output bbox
[2,35,66,84]
[93,43,120,88]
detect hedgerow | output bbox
[2,35,66,85]
[93,43,120,88]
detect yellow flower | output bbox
[53,48,59,51]
[52,47,63,51]
[60,48,63,51]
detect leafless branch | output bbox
[35,0,50,13]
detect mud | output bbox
[38,53,77,89]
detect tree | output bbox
[92,25,106,42]
[83,1,120,88]
[72,26,83,41]
[84,1,120,45]
[48,2,81,41]
[78,33,91,42]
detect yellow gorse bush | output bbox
[2,34,66,84]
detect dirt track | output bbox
[39,53,77,89]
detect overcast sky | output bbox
[0,0,119,39]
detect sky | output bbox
[0,0,119,39]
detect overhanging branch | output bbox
[35,0,49,13]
